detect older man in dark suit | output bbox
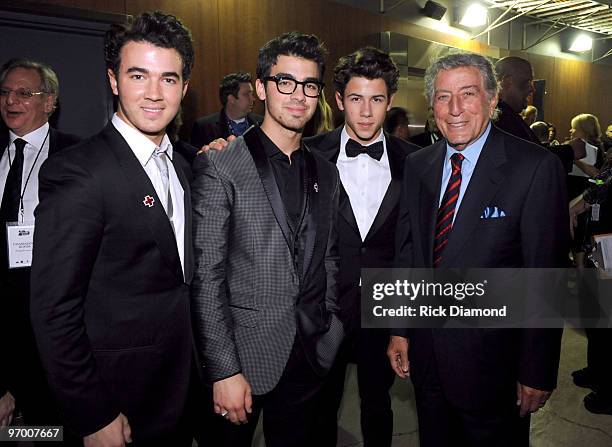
[387,52,568,446]
[30,12,195,446]
[0,58,79,431]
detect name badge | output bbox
[592,203,601,222]
[6,222,34,268]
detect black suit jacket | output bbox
[190,109,263,148]
[30,124,194,439]
[306,128,420,332]
[394,125,569,410]
[0,127,80,398]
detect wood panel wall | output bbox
[17,0,612,140]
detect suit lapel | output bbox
[243,128,292,249]
[314,127,360,239]
[102,124,184,281]
[439,128,507,267]
[364,133,403,243]
[300,146,320,277]
[171,152,193,284]
[420,141,446,266]
[0,133,7,160]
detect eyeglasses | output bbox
[263,75,324,98]
[0,88,47,101]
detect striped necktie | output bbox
[433,152,464,267]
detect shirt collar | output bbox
[9,122,50,150]
[340,125,386,157]
[111,113,173,166]
[444,121,491,166]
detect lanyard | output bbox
[7,130,49,223]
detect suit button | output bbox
[360,247,367,255]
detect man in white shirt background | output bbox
[0,58,79,432]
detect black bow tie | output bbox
[345,139,384,161]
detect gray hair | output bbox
[530,121,549,144]
[424,51,499,109]
[0,58,59,113]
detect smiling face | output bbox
[0,67,55,136]
[108,41,188,145]
[336,76,393,145]
[256,55,320,135]
[432,66,497,151]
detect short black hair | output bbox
[104,11,194,81]
[219,72,252,106]
[333,47,399,97]
[256,32,326,81]
[384,107,409,134]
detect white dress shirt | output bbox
[438,122,491,224]
[0,122,50,223]
[337,126,391,240]
[112,114,186,277]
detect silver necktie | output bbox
[152,147,174,220]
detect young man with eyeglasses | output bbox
[191,32,344,447]
[0,58,79,434]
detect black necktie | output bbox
[1,138,27,222]
[345,139,384,161]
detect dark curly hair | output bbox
[256,32,326,81]
[333,47,399,97]
[219,72,252,106]
[104,11,194,81]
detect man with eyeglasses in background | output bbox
[191,32,344,447]
[0,58,79,433]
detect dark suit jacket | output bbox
[0,127,80,399]
[394,125,569,410]
[191,127,344,395]
[190,109,263,149]
[305,128,420,332]
[495,101,540,144]
[495,101,575,173]
[30,123,194,440]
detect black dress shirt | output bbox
[258,128,305,229]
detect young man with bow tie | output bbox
[305,47,419,447]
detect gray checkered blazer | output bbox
[191,131,344,395]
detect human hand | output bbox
[516,382,552,417]
[213,373,252,424]
[198,135,235,154]
[0,391,15,427]
[83,413,131,447]
[387,336,410,379]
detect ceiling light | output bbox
[459,4,488,28]
[568,34,593,52]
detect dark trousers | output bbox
[203,338,323,447]
[312,328,395,447]
[414,357,530,447]
[586,328,612,397]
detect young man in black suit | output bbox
[0,58,79,432]
[387,52,569,446]
[30,12,195,447]
[191,32,344,447]
[305,47,419,447]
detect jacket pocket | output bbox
[229,305,259,328]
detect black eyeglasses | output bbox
[263,75,324,98]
